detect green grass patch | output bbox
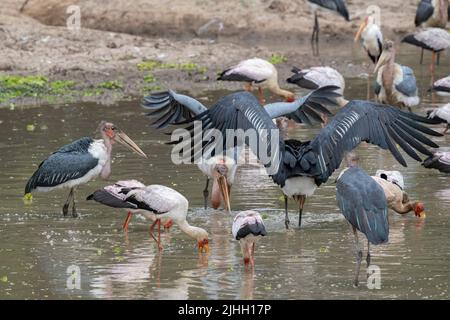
[98,80,123,90]
[143,73,156,83]
[269,54,288,65]
[137,60,207,74]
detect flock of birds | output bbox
[24,0,450,286]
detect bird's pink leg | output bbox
[149,219,159,247]
[444,124,449,134]
[430,52,436,74]
[157,219,162,251]
[122,211,133,232]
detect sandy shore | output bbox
[0,0,441,106]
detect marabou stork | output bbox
[287,66,348,107]
[402,28,450,72]
[432,76,450,96]
[218,58,295,104]
[427,103,450,133]
[86,180,173,232]
[142,86,339,217]
[143,88,441,230]
[415,0,449,29]
[25,121,147,217]
[374,41,420,111]
[373,172,426,217]
[423,150,450,173]
[354,15,383,64]
[232,210,267,266]
[307,0,350,43]
[336,165,389,287]
[92,183,209,252]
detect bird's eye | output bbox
[111,126,117,131]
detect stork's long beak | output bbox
[374,51,388,74]
[217,176,231,213]
[114,130,147,158]
[354,20,367,43]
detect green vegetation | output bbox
[269,54,288,65]
[98,80,123,90]
[143,73,156,83]
[0,75,78,103]
[137,59,207,74]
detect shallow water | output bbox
[0,47,449,299]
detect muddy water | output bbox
[0,49,449,299]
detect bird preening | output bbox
[24,121,147,217]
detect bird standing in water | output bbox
[25,121,147,217]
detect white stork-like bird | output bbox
[427,103,450,133]
[372,174,426,218]
[308,0,350,43]
[287,66,348,107]
[354,15,383,64]
[25,121,147,217]
[432,75,450,96]
[93,183,209,252]
[402,28,450,72]
[87,180,173,232]
[232,210,267,266]
[217,58,295,104]
[143,87,441,230]
[374,40,420,111]
[423,150,450,173]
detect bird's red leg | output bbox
[258,87,266,104]
[122,211,133,232]
[157,219,162,251]
[430,52,436,74]
[149,219,159,246]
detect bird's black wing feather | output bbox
[305,100,442,184]
[415,0,434,27]
[309,0,350,20]
[86,189,137,209]
[25,138,99,194]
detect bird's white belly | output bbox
[282,176,317,197]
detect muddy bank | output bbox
[0,0,437,107]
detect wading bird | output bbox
[402,28,450,72]
[218,58,295,104]
[375,170,404,190]
[423,150,450,173]
[427,103,450,133]
[336,165,388,287]
[95,184,208,252]
[25,121,147,217]
[354,15,383,64]
[308,0,350,43]
[287,66,348,107]
[432,76,450,96]
[232,210,267,266]
[372,173,426,217]
[142,87,338,216]
[415,0,449,28]
[86,180,173,232]
[374,41,420,111]
[144,88,441,230]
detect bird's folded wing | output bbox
[415,0,434,27]
[310,100,442,184]
[395,66,418,97]
[142,90,208,129]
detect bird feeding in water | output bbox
[217,58,295,104]
[374,40,420,112]
[24,121,147,217]
[86,180,174,232]
[427,103,450,134]
[146,87,441,230]
[372,171,426,218]
[232,210,267,266]
[336,164,389,287]
[105,184,209,253]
